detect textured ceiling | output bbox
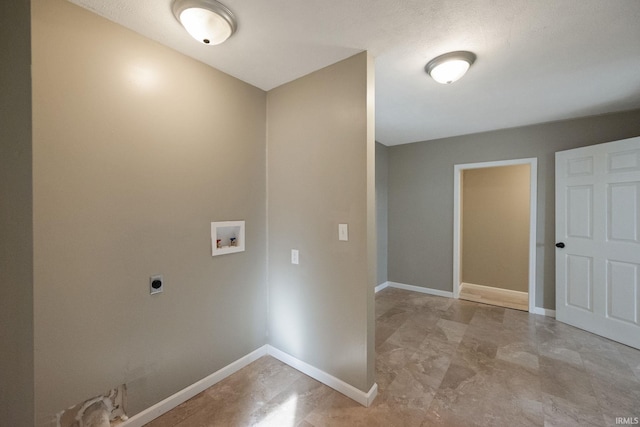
[67,0,640,146]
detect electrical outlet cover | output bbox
[150,275,163,295]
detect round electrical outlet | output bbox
[149,275,163,295]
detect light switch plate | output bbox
[339,224,348,241]
[291,249,299,264]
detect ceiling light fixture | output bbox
[425,51,476,84]
[172,0,237,45]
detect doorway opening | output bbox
[453,158,537,312]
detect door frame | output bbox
[453,157,538,313]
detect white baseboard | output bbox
[384,281,554,318]
[374,281,389,293]
[459,282,529,311]
[121,344,378,425]
[387,281,454,298]
[461,282,528,299]
[121,346,268,427]
[531,307,556,317]
[267,345,378,407]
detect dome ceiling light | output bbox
[172,0,237,45]
[425,51,476,84]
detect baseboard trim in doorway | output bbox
[375,281,390,293]
[531,307,556,317]
[381,281,555,317]
[459,282,529,311]
[121,346,268,427]
[267,345,378,407]
[387,281,454,298]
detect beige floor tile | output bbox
[146,288,640,427]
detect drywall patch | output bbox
[55,385,128,427]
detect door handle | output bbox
[555,242,565,248]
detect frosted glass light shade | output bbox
[425,51,476,84]
[173,0,237,45]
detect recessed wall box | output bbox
[211,220,245,256]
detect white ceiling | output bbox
[67,0,640,146]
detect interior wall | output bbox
[32,0,267,422]
[462,165,530,292]
[388,109,640,310]
[376,142,389,286]
[0,0,34,424]
[267,52,376,392]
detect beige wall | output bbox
[388,109,640,309]
[462,165,530,292]
[0,0,34,425]
[32,0,267,422]
[267,52,376,392]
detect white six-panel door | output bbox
[556,136,640,350]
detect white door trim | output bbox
[453,158,538,313]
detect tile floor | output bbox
[146,287,640,426]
